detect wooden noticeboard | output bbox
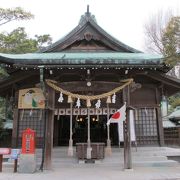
[18,88,45,109]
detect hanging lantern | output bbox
[67,95,73,103]
[106,96,111,104]
[86,99,91,107]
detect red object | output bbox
[0,148,11,155]
[107,104,126,126]
[111,112,121,120]
[22,128,35,154]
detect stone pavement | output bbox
[1,165,180,180]
[1,147,180,180]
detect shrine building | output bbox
[0,8,180,169]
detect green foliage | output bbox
[0,96,14,130]
[144,13,180,66]
[169,93,180,109]
[0,7,52,53]
[0,7,34,26]
[0,28,52,91]
[0,7,34,78]
[0,7,52,129]
[0,97,5,129]
[163,17,180,110]
[35,34,52,49]
[0,68,8,79]
[0,27,52,54]
[162,17,180,65]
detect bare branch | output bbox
[0,7,34,26]
[143,9,174,54]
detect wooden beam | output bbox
[0,72,38,94]
[146,72,180,89]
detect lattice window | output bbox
[164,127,180,146]
[134,108,158,145]
[18,109,45,148]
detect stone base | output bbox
[105,146,112,156]
[18,154,36,173]
[123,168,134,172]
[68,139,73,156]
[87,147,92,159]
[68,146,74,156]
[105,139,112,156]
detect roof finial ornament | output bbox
[79,5,97,24]
[87,5,90,14]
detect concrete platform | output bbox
[2,146,180,170]
[1,165,180,180]
[1,147,180,180]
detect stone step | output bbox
[133,160,179,167]
[2,158,179,170]
[36,153,169,162]
[104,156,168,161]
[35,148,180,157]
[35,155,168,162]
[3,147,180,170]
[48,159,179,168]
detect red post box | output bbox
[22,128,35,154]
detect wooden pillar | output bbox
[105,103,112,155]
[44,86,55,170]
[87,108,92,159]
[123,85,132,169]
[12,91,19,148]
[0,155,2,172]
[178,128,180,146]
[124,107,132,169]
[68,102,73,156]
[12,109,19,148]
[155,87,164,146]
[157,107,164,146]
[123,121,127,167]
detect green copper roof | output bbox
[0,52,163,66]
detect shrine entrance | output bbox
[53,114,119,146]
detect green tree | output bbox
[169,92,180,109]
[0,98,6,129]
[144,11,180,110]
[0,7,33,26]
[0,7,52,131]
[162,17,180,65]
[0,7,34,79]
[144,11,180,65]
[0,28,52,130]
[0,27,52,53]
